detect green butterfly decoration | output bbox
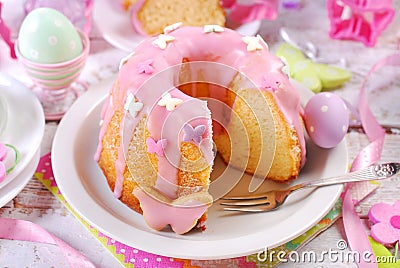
[276,42,352,93]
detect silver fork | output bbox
[220,162,400,212]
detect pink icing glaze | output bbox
[95,25,306,233]
[133,189,210,234]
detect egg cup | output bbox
[15,29,90,120]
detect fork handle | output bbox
[299,162,400,189]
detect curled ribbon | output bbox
[0,218,95,267]
[342,53,400,267]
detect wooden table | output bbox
[1,1,399,267]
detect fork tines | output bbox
[220,196,274,212]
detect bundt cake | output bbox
[95,25,306,234]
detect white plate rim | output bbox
[52,76,347,260]
[0,73,45,189]
[0,149,40,207]
[93,0,146,52]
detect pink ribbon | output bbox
[0,218,95,267]
[342,53,400,267]
[221,0,279,24]
[0,2,16,59]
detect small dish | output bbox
[0,73,45,190]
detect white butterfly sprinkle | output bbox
[242,35,264,52]
[157,93,183,111]
[203,25,225,33]
[124,93,143,117]
[164,22,183,34]
[152,34,175,50]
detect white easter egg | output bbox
[18,7,83,64]
[304,92,349,148]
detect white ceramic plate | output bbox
[0,149,40,207]
[93,0,146,52]
[0,73,45,190]
[52,76,348,260]
[93,0,262,52]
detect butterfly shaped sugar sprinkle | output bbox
[242,35,265,52]
[157,93,183,111]
[152,34,175,50]
[124,93,143,118]
[137,59,154,74]
[164,22,183,34]
[262,74,282,92]
[203,25,224,33]
[183,124,206,144]
[146,137,167,157]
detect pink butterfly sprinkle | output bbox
[137,59,154,74]
[183,124,206,144]
[262,74,281,92]
[146,137,167,157]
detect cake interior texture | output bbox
[136,0,226,35]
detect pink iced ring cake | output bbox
[95,25,306,234]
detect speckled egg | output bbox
[304,92,349,148]
[18,7,82,64]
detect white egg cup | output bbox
[15,29,90,120]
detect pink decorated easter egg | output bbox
[304,92,349,148]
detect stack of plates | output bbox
[0,73,45,207]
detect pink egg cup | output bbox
[15,29,90,120]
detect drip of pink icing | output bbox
[96,26,306,233]
[94,93,111,162]
[134,189,210,234]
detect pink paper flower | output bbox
[368,200,400,245]
[327,0,395,47]
[221,0,279,24]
